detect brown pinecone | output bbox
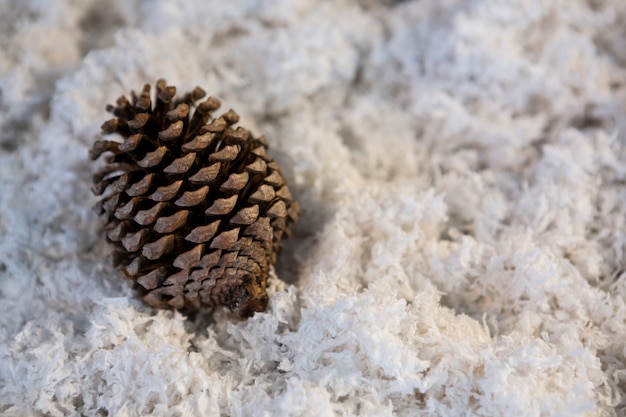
[89,79,299,318]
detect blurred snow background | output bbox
[1,0,626,415]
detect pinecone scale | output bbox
[90,80,299,318]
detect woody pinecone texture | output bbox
[90,79,299,318]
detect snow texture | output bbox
[1,0,626,416]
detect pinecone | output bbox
[89,79,299,318]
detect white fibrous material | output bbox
[1,0,626,416]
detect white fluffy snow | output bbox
[1,0,626,416]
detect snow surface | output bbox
[1,0,626,416]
